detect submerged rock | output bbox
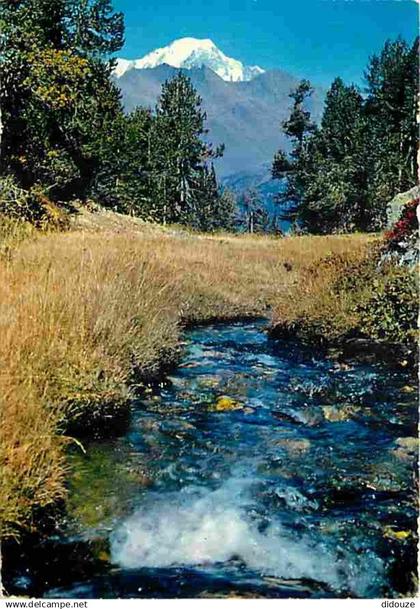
[364,469,405,493]
[275,438,311,455]
[196,375,222,389]
[322,404,360,422]
[401,385,417,393]
[213,396,242,412]
[392,437,419,462]
[395,437,418,451]
[383,526,411,541]
[273,407,323,427]
[158,419,197,437]
[273,485,319,512]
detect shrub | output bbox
[0,177,69,230]
[272,241,418,348]
[356,263,418,345]
[384,198,418,250]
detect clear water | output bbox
[8,321,418,598]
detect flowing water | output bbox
[7,321,418,598]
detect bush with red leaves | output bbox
[384,198,419,251]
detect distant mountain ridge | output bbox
[115,37,265,82]
[114,38,324,194]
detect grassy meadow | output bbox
[0,210,375,540]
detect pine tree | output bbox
[150,72,223,224]
[189,164,219,231]
[215,188,237,232]
[64,0,124,55]
[92,107,154,215]
[271,38,418,234]
[272,80,316,225]
[299,78,368,233]
[189,166,236,232]
[363,37,418,227]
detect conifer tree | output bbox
[150,72,223,224]
[300,78,368,232]
[363,37,418,227]
[189,164,219,230]
[272,79,316,225]
[272,38,418,234]
[189,166,236,232]
[92,107,154,215]
[215,188,237,232]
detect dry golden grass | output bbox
[271,247,375,342]
[0,211,374,537]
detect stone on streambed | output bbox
[401,385,417,393]
[243,406,255,415]
[364,466,405,493]
[392,437,419,462]
[325,467,407,507]
[223,372,255,396]
[126,465,154,487]
[322,404,360,422]
[273,485,319,512]
[273,407,323,427]
[275,438,311,455]
[158,419,197,437]
[196,375,222,389]
[395,437,418,451]
[383,526,412,541]
[213,395,243,412]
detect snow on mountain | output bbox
[114,58,134,78]
[115,37,265,82]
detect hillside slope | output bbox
[116,65,324,178]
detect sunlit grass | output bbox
[0,211,374,538]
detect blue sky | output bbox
[113,0,418,87]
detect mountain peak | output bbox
[115,37,265,82]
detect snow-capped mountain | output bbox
[114,37,265,82]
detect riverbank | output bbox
[270,246,418,368]
[4,319,418,598]
[0,209,375,544]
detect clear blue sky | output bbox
[113,0,418,87]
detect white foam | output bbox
[110,477,384,595]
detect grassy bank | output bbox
[271,243,418,360]
[0,212,373,540]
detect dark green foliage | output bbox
[215,188,238,232]
[273,38,418,234]
[363,38,418,227]
[189,166,236,232]
[281,79,316,152]
[1,3,230,230]
[93,72,229,228]
[148,72,224,225]
[300,79,368,233]
[0,0,124,201]
[64,0,124,55]
[92,107,154,215]
[273,245,418,350]
[356,264,418,345]
[272,80,316,221]
[330,245,418,346]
